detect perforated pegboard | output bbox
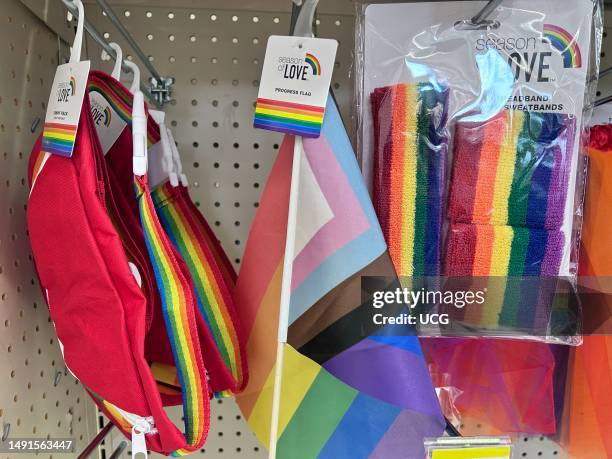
[0,2,97,459]
[1,0,607,458]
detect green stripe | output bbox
[42,136,74,146]
[508,112,543,226]
[160,205,233,369]
[254,112,322,128]
[412,84,434,276]
[277,369,357,459]
[499,227,528,325]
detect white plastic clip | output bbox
[67,0,85,63]
[131,422,150,459]
[123,60,141,95]
[101,42,123,80]
[293,0,319,38]
[166,128,189,187]
[132,91,148,176]
[149,110,178,186]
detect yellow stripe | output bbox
[247,345,320,446]
[400,84,419,276]
[255,107,323,123]
[43,131,75,141]
[491,111,523,224]
[482,226,513,326]
[165,204,238,378]
[431,446,511,459]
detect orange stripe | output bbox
[236,262,283,418]
[31,151,45,183]
[473,225,495,276]
[256,103,325,118]
[44,127,76,135]
[388,84,407,274]
[44,122,77,130]
[256,98,325,113]
[472,113,506,223]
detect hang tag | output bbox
[89,90,128,155]
[42,61,90,158]
[254,35,338,138]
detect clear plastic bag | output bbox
[355,0,603,344]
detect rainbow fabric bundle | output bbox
[446,223,565,277]
[448,111,575,229]
[371,82,449,276]
[445,110,575,278]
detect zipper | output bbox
[131,421,151,459]
[111,405,156,459]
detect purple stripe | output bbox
[322,338,442,417]
[542,230,565,276]
[546,116,575,229]
[369,409,445,459]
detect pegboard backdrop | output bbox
[0,0,609,458]
[0,2,98,459]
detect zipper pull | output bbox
[131,422,150,459]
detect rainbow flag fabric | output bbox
[448,110,576,229]
[236,96,444,458]
[370,83,448,277]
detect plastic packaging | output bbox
[355,0,603,342]
[355,0,603,442]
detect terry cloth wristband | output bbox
[371,82,449,276]
[448,110,576,229]
[152,182,248,397]
[445,223,565,329]
[445,223,564,277]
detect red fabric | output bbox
[422,337,557,435]
[28,97,189,453]
[27,73,213,454]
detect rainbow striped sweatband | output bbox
[445,223,564,277]
[448,111,576,229]
[371,82,448,276]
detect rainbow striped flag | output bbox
[236,96,444,458]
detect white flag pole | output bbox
[268,4,318,457]
[268,136,303,459]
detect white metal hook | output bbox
[122,60,141,94]
[68,0,85,63]
[101,42,123,80]
[293,0,320,37]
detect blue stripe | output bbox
[369,335,424,357]
[288,97,387,324]
[254,118,321,134]
[253,122,320,138]
[318,393,400,459]
[524,228,548,276]
[42,140,73,153]
[526,113,557,228]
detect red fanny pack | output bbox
[27,72,212,455]
[88,71,248,396]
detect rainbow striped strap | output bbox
[152,182,247,396]
[135,176,210,455]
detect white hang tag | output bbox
[254,35,338,138]
[89,90,128,155]
[42,61,90,158]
